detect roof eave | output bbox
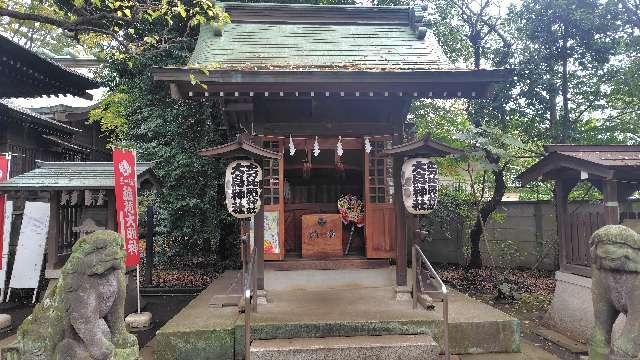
[153,68,512,100]
[382,136,463,158]
[517,152,615,186]
[153,67,512,83]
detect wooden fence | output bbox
[564,207,604,268]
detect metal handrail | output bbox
[412,244,450,360]
[242,232,258,360]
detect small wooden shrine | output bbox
[518,144,640,342]
[0,161,157,277]
[154,2,510,289]
[519,144,640,277]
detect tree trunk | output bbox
[467,151,507,269]
[560,29,570,143]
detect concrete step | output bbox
[250,334,440,360]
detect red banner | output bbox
[0,155,8,270]
[113,149,140,267]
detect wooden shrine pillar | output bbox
[381,135,463,289]
[393,155,407,287]
[392,129,407,288]
[554,179,570,271]
[603,180,620,225]
[255,208,265,290]
[46,191,60,271]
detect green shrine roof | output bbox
[188,3,461,71]
[0,161,156,191]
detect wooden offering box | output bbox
[302,214,343,258]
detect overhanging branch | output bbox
[0,7,74,30]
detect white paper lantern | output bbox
[225,160,263,218]
[401,158,438,215]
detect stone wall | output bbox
[421,199,640,270]
[421,200,559,270]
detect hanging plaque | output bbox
[401,158,438,215]
[225,160,262,218]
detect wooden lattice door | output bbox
[364,139,396,259]
[262,139,285,260]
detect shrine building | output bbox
[152,3,515,359]
[155,2,509,285]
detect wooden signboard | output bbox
[302,214,343,258]
[9,201,50,303]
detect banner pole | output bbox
[136,265,141,314]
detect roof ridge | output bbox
[221,2,412,10]
[38,161,154,168]
[219,2,421,27]
[0,99,80,134]
[545,144,640,152]
[0,34,99,89]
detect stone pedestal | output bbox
[257,289,268,305]
[126,312,153,332]
[0,314,11,331]
[394,285,411,301]
[544,271,625,343]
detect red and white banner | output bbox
[0,155,8,270]
[113,149,140,267]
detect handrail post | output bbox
[252,248,258,312]
[412,245,417,310]
[413,245,450,360]
[444,295,449,360]
[242,218,253,360]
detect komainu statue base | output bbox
[11,230,139,360]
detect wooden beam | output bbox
[255,208,265,290]
[46,191,60,270]
[382,136,463,158]
[555,179,577,271]
[224,103,254,112]
[603,180,620,225]
[393,136,407,287]
[153,68,512,85]
[518,152,614,186]
[107,190,116,231]
[169,83,182,99]
[198,135,280,159]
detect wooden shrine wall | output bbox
[252,98,407,136]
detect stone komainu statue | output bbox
[589,225,640,360]
[13,230,138,360]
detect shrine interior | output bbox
[283,141,365,258]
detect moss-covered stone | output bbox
[154,329,235,360]
[589,225,640,359]
[591,225,640,272]
[14,230,139,360]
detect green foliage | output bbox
[0,0,75,53]
[423,0,474,65]
[88,29,240,270]
[411,99,469,147]
[1,0,229,55]
[420,185,476,243]
[568,181,603,201]
[88,91,129,146]
[508,0,624,144]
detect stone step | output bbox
[250,334,440,360]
